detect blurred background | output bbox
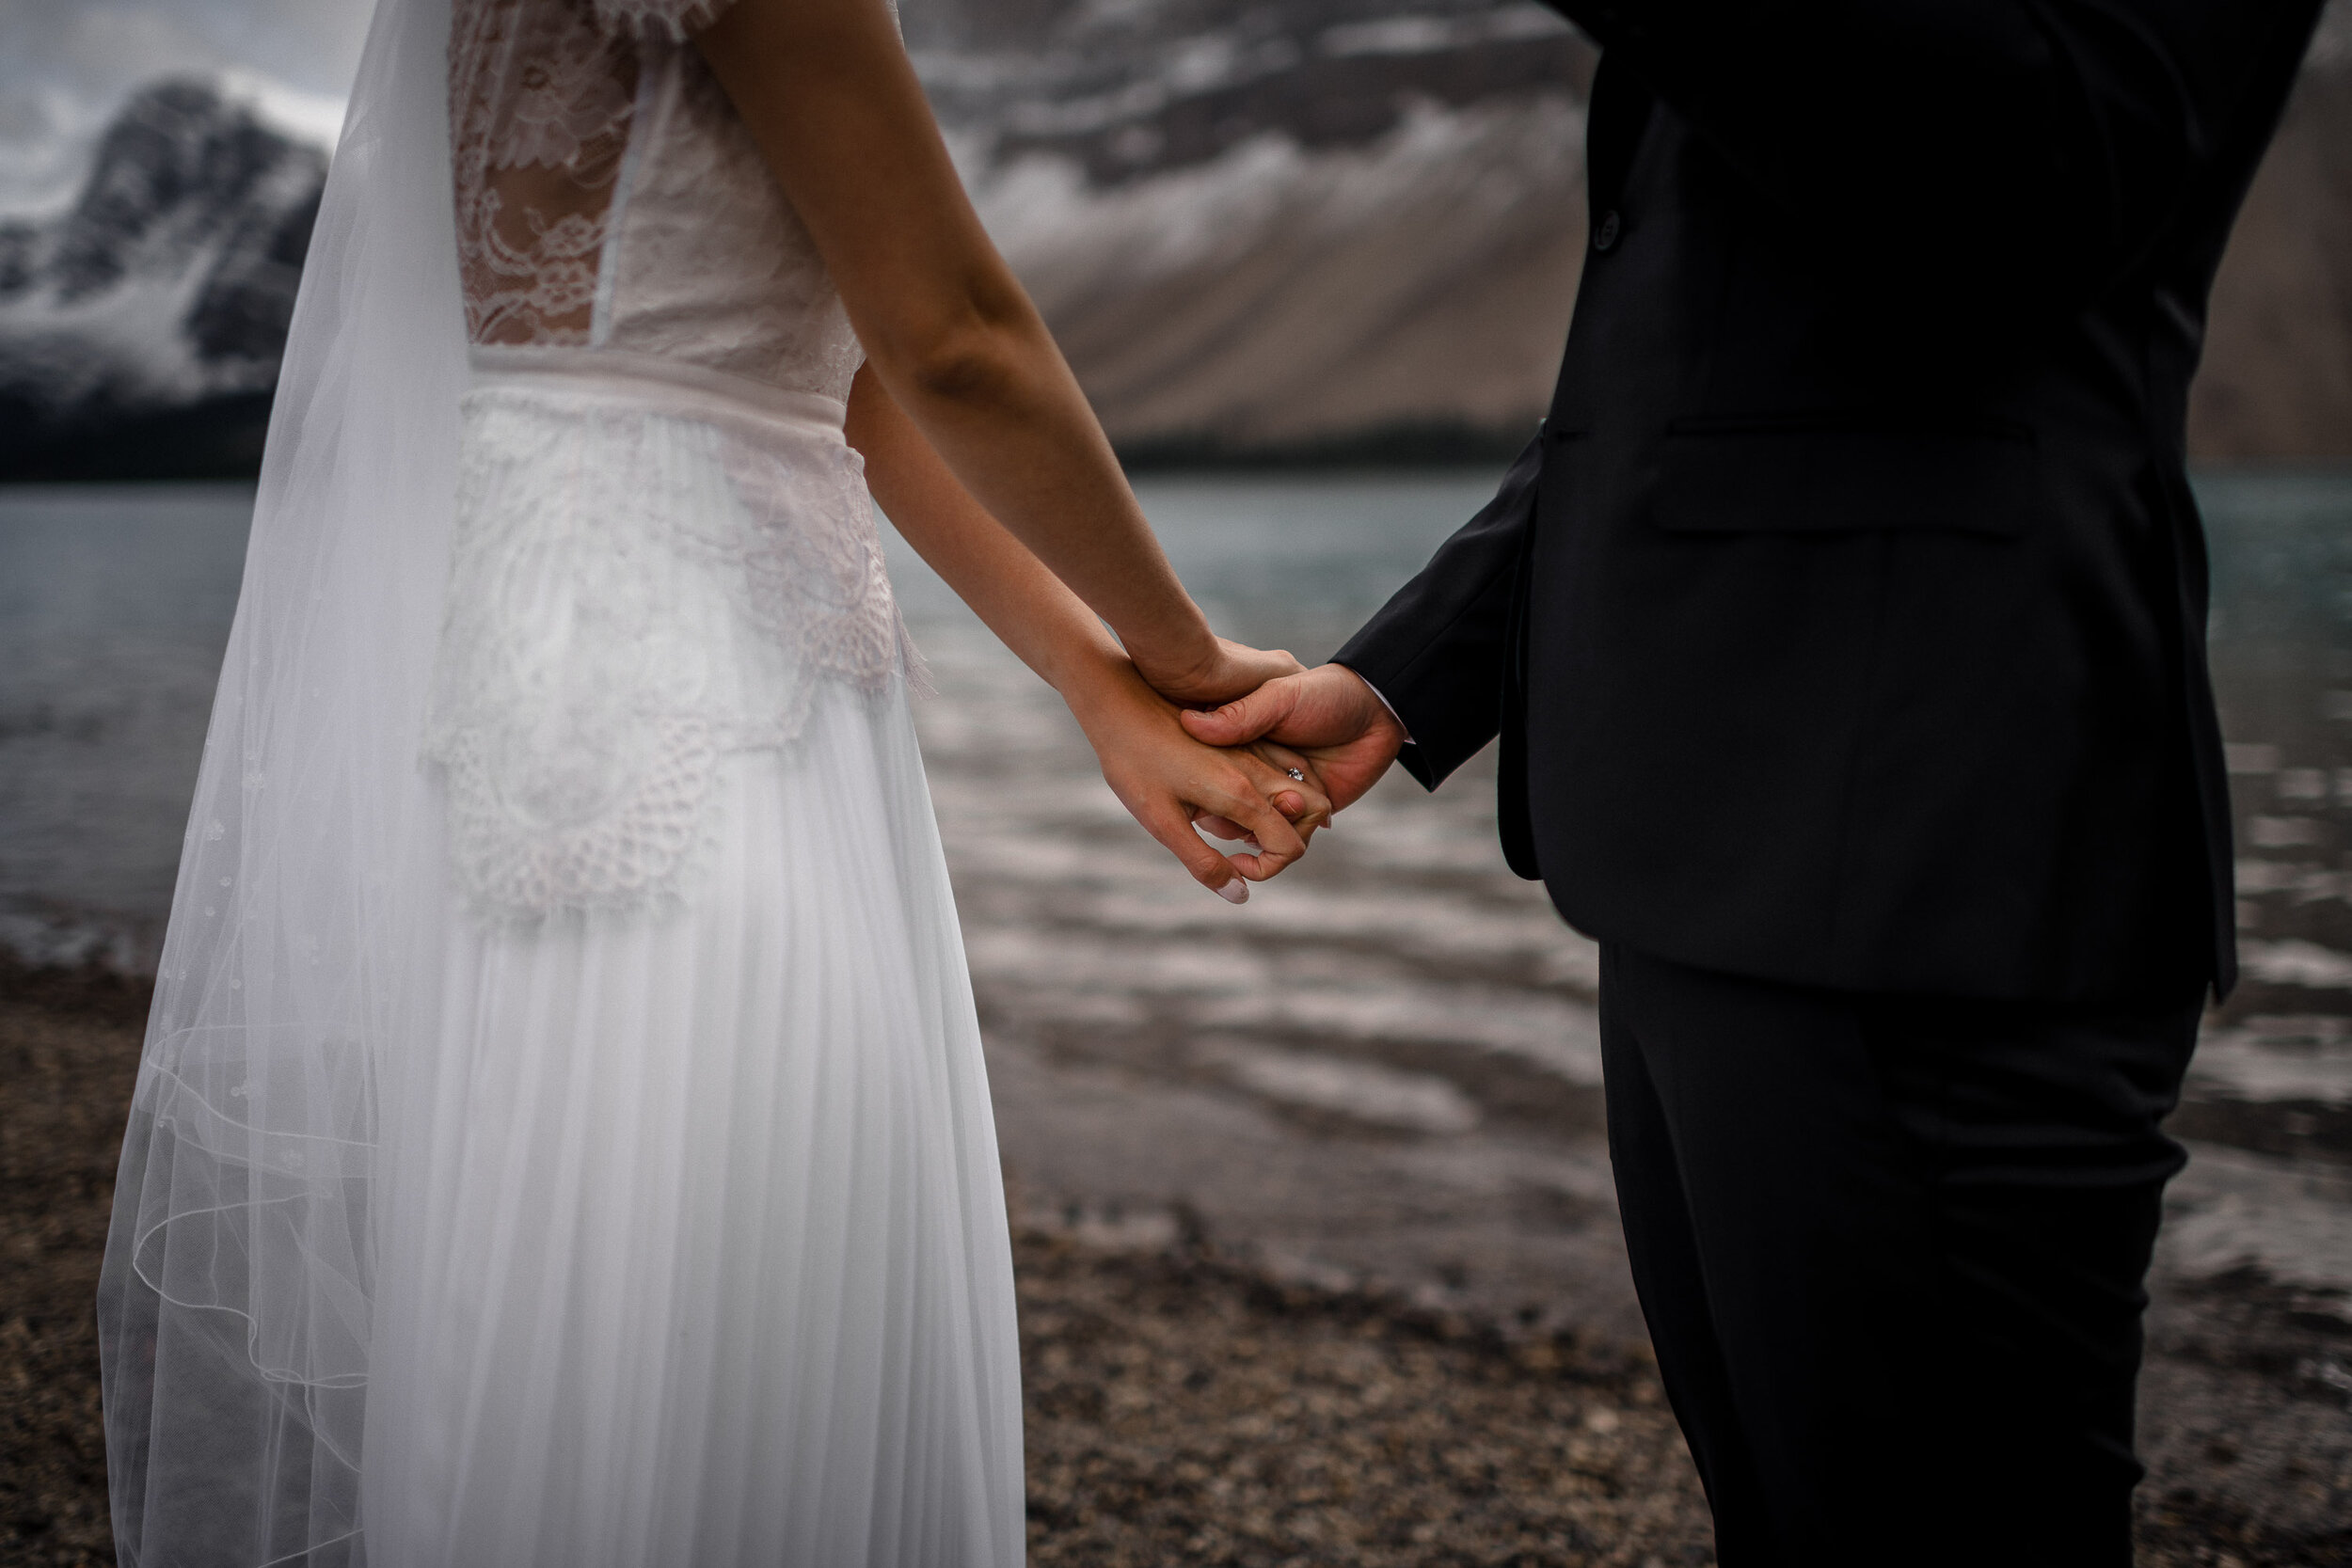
[5,0,2351,471]
[3,1,2352,1561]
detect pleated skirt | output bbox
[358,680,1025,1567]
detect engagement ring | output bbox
[1284,768,1306,782]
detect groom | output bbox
[1187,2,2329,1561]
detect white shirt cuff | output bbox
[1338,664,1414,746]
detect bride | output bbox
[96,0,1326,1561]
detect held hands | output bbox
[1078,651,1407,903]
[1179,663,1407,816]
[1063,652,1333,905]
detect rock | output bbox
[925,0,2352,461]
[0,78,326,480]
[4,1,2347,478]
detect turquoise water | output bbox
[0,483,254,968]
[4,468,2350,976]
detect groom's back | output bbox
[1519,1,2328,1001]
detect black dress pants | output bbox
[1597,944,2203,1567]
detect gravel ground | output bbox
[2,971,139,1568]
[1015,1234,1708,1568]
[3,969,2347,1568]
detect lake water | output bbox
[0,472,1509,974]
[10,471,2352,996]
[5,471,2351,1336]
[0,485,253,973]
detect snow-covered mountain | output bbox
[0,78,325,479]
[1,2,2344,475]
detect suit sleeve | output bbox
[1334,432,1543,791]
[1549,0,2320,309]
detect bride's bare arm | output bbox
[846,366,1326,897]
[694,0,1289,708]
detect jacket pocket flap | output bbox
[1653,427,2037,537]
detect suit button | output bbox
[1593,209,1622,252]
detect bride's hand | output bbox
[1130,636,1306,711]
[1065,656,1330,902]
[1190,740,1333,850]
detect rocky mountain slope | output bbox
[2189,20,2352,460]
[0,5,2344,475]
[914,0,1598,455]
[0,79,324,480]
[929,0,2352,460]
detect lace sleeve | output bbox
[590,0,738,39]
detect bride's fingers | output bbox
[1192,810,1255,844]
[1226,810,1322,878]
[1133,796,1254,902]
[1201,768,1317,879]
[1237,753,1331,839]
[1107,736,1327,898]
[1200,786,1307,878]
[1248,741,1331,822]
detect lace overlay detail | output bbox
[424,379,911,917]
[450,0,638,344]
[440,0,891,915]
[590,0,739,38]
[599,44,866,398]
[448,0,866,401]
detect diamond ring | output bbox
[1284,768,1306,782]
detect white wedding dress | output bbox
[368,3,1026,1561]
[98,1,1025,1563]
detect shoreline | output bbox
[5,969,2346,1566]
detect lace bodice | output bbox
[423,363,913,916]
[448,0,864,401]
[432,0,915,920]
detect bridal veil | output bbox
[97,0,469,1560]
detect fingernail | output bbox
[1215,879,1249,905]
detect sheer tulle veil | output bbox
[97,0,469,1560]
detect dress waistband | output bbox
[467,345,850,441]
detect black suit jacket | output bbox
[1337,0,2328,1002]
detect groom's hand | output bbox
[1180,664,1406,814]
